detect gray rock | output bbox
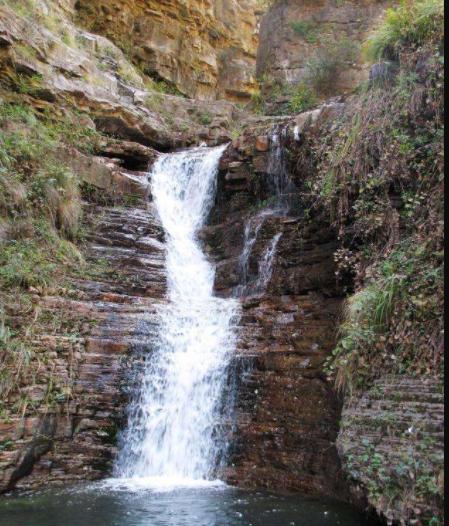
[369,61,398,85]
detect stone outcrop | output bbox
[0,2,245,150]
[74,0,262,102]
[202,120,350,498]
[257,0,391,95]
[0,141,166,491]
[338,377,444,525]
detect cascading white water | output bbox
[234,209,272,298]
[115,145,239,487]
[234,128,290,298]
[253,233,282,294]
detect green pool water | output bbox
[0,481,381,526]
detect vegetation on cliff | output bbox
[0,99,104,409]
[294,1,444,523]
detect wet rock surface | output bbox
[0,152,166,491]
[204,123,349,498]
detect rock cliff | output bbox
[256,0,391,110]
[0,1,245,149]
[0,1,444,525]
[75,0,262,102]
[206,122,348,498]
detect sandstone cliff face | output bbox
[0,1,244,150]
[257,0,391,94]
[74,0,261,102]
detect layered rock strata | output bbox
[74,0,262,102]
[257,0,391,94]
[203,121,350,498]
[0,2,243,150]
[0,143,166,492]
[339,377,445,524]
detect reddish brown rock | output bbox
[0,153,167,492]
[255,135,269,152]
[205,123,349,499]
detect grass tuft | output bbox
[364,0,444,61]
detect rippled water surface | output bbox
[0,483,380,526]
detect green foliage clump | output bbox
[305,37,359,96]
[288,83,318,113]
[250,89,265,115]
[364,0,444,61]
[291,20,318,43]
[255,0,275,9]
[327,241,443,393]
[294,19,444,391]
[0,102,100,293]
[197,111,213,126]
[0,307,34,401]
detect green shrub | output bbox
[198,112,213,126]
[329,271,406,393]
[305,37,359,96]
[288,83,318,113]
[251,90,265,114]
[364,0,444,61]
[326,238,443,393]
[291,20,318,43]
[144,77,184,97]
[13,73,44,95]
[0,307,35,400]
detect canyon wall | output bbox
[0,135,167,491]
[257,0,391,97]
[0,1,444,525]
[74,0,262,102]
[205,120,348,497]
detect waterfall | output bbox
[234,128,290,298]
[253,233,282,294]
[266,127,293,211]
[115,145,239,487]
[234,209,272,298]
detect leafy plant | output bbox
[288,83,318,113]
[198,112,213,126]
[364,0,444,61]
[291,20,318,43]
[305,37,359,96]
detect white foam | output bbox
[99,476,226,493]
[115,145,239,484]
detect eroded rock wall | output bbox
[74,0,262,102]
[202,120,350,498]
[0,2,244,150]
[257,0,391,94]
[338,377,444,525]
[0,140,167,491]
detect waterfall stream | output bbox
[115,145,239,487]
[234,128,291,298]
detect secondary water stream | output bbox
[234,127,293,298]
